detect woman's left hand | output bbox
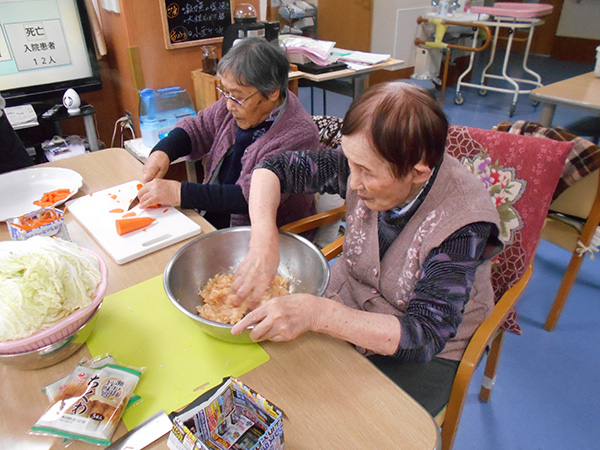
[138,179,181,208]
[231,294,323,342]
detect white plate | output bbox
[0,167,83,221]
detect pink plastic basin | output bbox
[471,2,554,19]
[0,248,109,354]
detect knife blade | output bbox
[127,196,140,211]
[106,410,172,450]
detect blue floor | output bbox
[298,53,600,449]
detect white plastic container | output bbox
[595,46,600,78]
[139,87,196,148]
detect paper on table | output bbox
[123,137,152,161]
[124,138,189,165]
[344,62,376,71]
[282,35,337,65]
[337,50,391,65]
[4,104,39,129]
[86,275,270,430]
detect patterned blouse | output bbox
[258,149,500,362]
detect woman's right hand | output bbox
[232,243,280,311]
[232,168,283,310]
[142,150,170,183]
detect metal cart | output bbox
[414,15,492,105]
[454,3,554,116]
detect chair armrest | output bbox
[440,263,533,448]
[280,205,346,234]
[321,235,345,261]
[463,263,533,368]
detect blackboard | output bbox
[159,0,233,49]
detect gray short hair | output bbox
[217,37,289,97]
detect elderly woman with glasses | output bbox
[139,37,319,229]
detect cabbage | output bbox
[0,237,102,342]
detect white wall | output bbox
[556,0,600,40]
[371,0,432,67]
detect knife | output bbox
[127,196,140,211]
[106,410,172,450]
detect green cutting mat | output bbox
[86,275,269,429]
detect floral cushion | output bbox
[496,120,600,200]
[312,115,343,150]
[446,126,574,334]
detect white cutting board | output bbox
[67,180,201,264]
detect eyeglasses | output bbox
[216,86,260,106]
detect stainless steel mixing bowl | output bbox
[163,226,330,343]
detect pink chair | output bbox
[439,125,572,449]
[495,120,600,331]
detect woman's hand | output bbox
[231,244,280,310]
[138,179,181,207]
[232,168,282,308]
[142,151,170,183]
[231,294,323,342]
[232,291,402,355]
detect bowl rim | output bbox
[0,247,108,353]
[0,303,102,358]
[163,226,330,331]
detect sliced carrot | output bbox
[33,189,71,207]
[11,223,30,231]
[163,208,169,213]
[14,209,61,231]
[136,183,143,190]
[109,208,124,213]
[122,211,136,218]
[146,204,162,209]
[115,217,156,236]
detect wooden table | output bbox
[529,71,600,127]
[299,58,405,115]
[299,58,405,85]
[0,149,440,450]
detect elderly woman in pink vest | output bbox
[230,82,503,416]
[138,37,319,229]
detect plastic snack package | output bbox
[30,359,144,446]
[43,355,143,410]
[7,207,70,241]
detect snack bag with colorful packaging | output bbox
[30,360,144,446]
[43,355,142,409]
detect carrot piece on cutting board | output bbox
[115,217,156,235]
[122,211,136,218]
[109,208,124,213]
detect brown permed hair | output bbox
[341,81,449,178]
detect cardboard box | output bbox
[167,378,283,450]
[7,208,69,241]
